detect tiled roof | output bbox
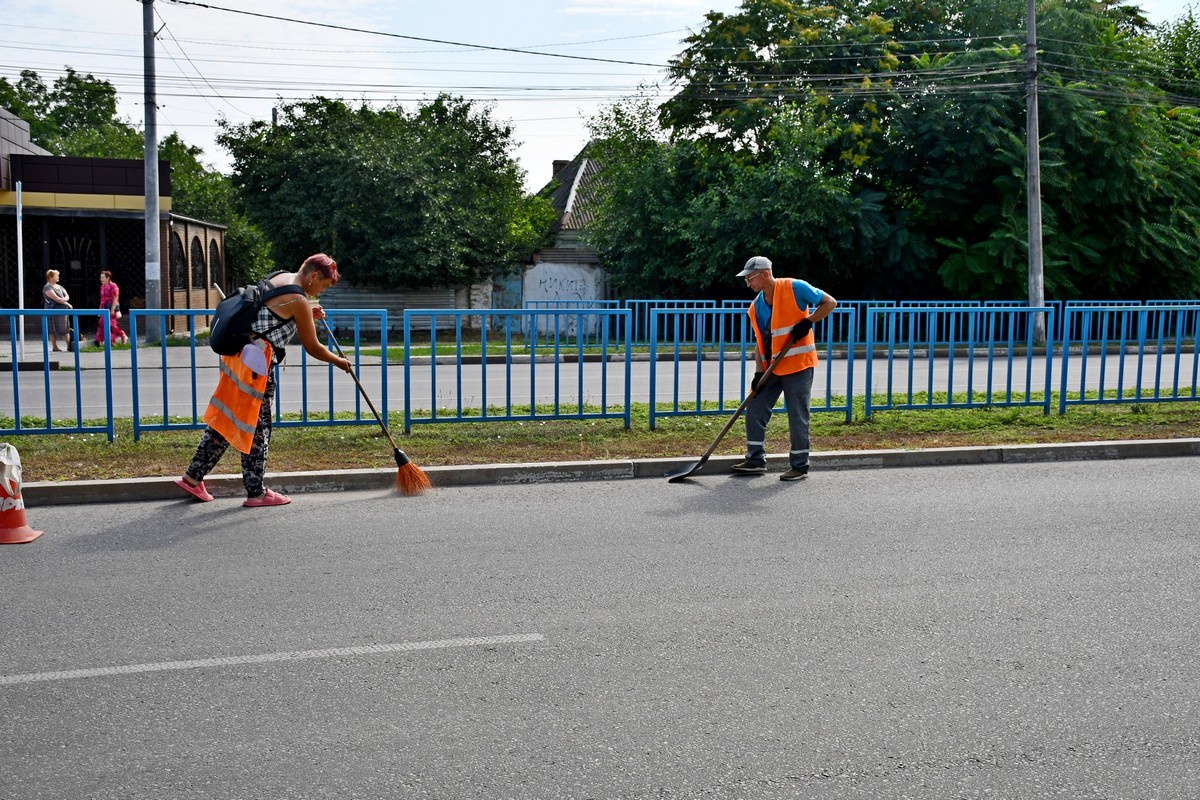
[540,150,601,233]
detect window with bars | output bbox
[169,232,186,290]
[190,237,206,289]
[208,240,222,288]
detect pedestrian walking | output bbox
[732,255,837,481]
[94,270,129,346]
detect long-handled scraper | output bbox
[664,332,797,483]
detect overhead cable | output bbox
[162,0,667,68]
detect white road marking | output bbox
[0,633,544,686]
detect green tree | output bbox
[910,1,1200,299]
[1,68,272,286]
[660,0,908,169]
[885,43,1033,298]
[586,96,926,299]
[592,0,1200,301]
[0,67,135,155]
[1152,6,1200,102]
[217,95,552,289]
[158,134,273,286]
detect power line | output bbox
[3,43,656,79]
[161,0,668,68]
[153,10,251,117]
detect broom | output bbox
[320,318,431,495]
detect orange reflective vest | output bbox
[202,342,273,454]
[748,278,818,376]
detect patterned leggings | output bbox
[185,371,275,498]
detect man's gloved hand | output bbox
[791,318,813,340]
[750,371,764,392]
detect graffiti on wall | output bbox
[525,262,604,303]
[523,261,607,338]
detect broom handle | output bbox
[319,317,403,452]
[693,332,796,462]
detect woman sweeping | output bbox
[175,253,351,507]
[94,270,129,345]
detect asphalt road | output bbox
[2,457,1198,799]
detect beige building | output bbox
[0,107,224,336]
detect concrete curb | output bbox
[21,438,1200,507]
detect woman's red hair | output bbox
[301,253,339,285]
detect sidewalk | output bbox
[0,343,623,370]
[22,437,1200,507]
[2,344,387,370]
[1,343,201,370]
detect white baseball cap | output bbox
[737,256,772,277]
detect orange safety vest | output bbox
[748,278,818,376]
[202,342,273,454]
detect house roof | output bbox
[541,151,601,233]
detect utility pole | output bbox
[142,0,162,343]
[15,181,25,360]
[1026,0,1046,345]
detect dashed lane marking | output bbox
[0,633,545,686]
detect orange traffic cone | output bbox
[0,491,43,544]
[0,444,43,545]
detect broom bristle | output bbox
[395,461,432,496]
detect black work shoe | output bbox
[731,460,767,475]
[779,466,809,481]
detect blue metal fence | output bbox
[647,307,754,430]
[1144,301,1200,354]
[403,308,632,432]
[892,301,985,346]
[833,299,894,345]
[130,311,210,439]
[815,307,857,422]
[1058,305,1200,413]
[646,306,857,428]
[626,299,718,345]
[127,309,390,440]
[864,306,1057,418]
[1062,300,1142,343]
[5,302,1198,443]
[524,300,621,347]
[0,309,115,439]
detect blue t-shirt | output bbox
[751,278,824,342]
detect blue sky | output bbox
[2,0,1192,192]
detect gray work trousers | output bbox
[743,367,814,470]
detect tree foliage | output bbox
[587,97,928,299]
[660,0,906,169]
[217,95,553,288]
[589,0,1200,301]
[1152,7,1200,101]
[0,67,135,155]
[1,68,273,286]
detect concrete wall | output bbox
[522,260,609,338]
[455,279,493,329]
[523,260,607,305]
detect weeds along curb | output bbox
[21,438,1200,506]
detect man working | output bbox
[733,255,838,481]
